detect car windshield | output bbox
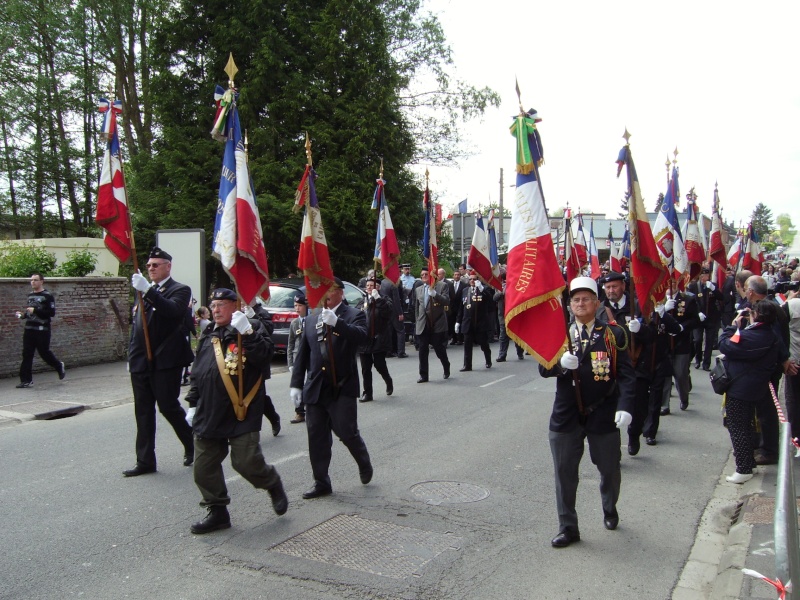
[263,286,298,309]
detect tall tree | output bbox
[750,202,773,241]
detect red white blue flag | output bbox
[295,164,334,308]
[683,190,705,281]
[372,178,401,285]
[742,223,765,275]
[709,184,727,269]
[422,183,438,276]
[588,220,601,279]
[468,210,502,290]
[654,166,689,288]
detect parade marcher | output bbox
[718,300,787,483]
[688,267,723,371]
[660,287,700,414]
[289,277,373,499]
[720,266,737,332]
[357,268,376,290]
[184,288,288,533]
[539,277,634,547]
[287,293,308,423]
[123,248,195,477]
[413,267,451,382]
[381,277,408,358]
[248,300,281,436]
[495,274,524,361]
[16,272,65,388]
[399,264,416,291]
[449,270,466,345]
[457,272,493,371]
[356,278,394,402]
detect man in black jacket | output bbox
[289,277,372,499]
[456,273,493,371]
[356,278,394,402]
[123,247,195,477]
[16,272,65,388]
[688,267,724,371]
[185,288,287,534]
[660,288,700,414]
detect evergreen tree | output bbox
[750,202,773,241]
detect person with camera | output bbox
[16,272,65,388]
[718,300,788,483]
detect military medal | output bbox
[223,343,246,375]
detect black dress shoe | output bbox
[123,464,156,477]
[191,506,231,534]
[268,481,288,515]
[397,352,408,358]
[417,376,428,383]
[517,354,525,360]
[386,380,393,396]
[645,437,657,446]
[702,366,711,372]
[680,400,688,411]
[694,362,701,370]
[551,530,580,548]
[443,368,450,379]
[359,393,373,403]
[459,366,472,372]
[660,407,670,416]
[270,416,281,437]
[485,362,492,369]
[360,465,373,484]
[627,438,640,456]
[184,453,194,467]
[496,356,507,362]
[302,484,332,499]
[604,514,619,530]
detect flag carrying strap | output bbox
[212,337,262,421]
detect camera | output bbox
[774,281,800,295]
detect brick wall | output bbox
[0,278,129,378]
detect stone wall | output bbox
[0,277,129,378]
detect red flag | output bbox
[95,100,132,263]
[295,165,334,308]
[709,185,727,269]
[683,192,705,281]
[422,185,438,276]
[727,236,742,268]
[468,211,502,291]
[616,144,669,317]
[564,215,582,282]
[506,113,567,368]
[742,224,764,275]
[372,178,401,284]
[574,215,588,267]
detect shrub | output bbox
[0,242,57,277]
[54,246,98,277]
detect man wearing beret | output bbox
[539,277,635,548]
[289,277,373,499]
[123,247,195,477]
[184,289,288,533]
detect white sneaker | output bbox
[726,472,754,484]
[795,447,800,459]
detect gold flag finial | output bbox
[672,146,679,166]
[622,128,631,145]
[379,157,384,181]
[224,53,238,88]
[425,167,430,186]
[304,132,313,167]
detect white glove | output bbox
[371,289,380,300]
[290,388,302,405]
[706,281,715,291]
[698,312,706,322]
[244,305,255,318]
[131,271,151,293]
[455,323,461,334]
[287,366,293,375]
[628,319,641,333]
[475,281,484,292]
[664,298,676,312]
[656,304,666,318]
[185,406,196,426]
[560,352,579,370]
[320,308,338,327]
[230,311,253,334]
[615,410,632,429]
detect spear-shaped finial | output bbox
[622,128,631,145]
[425,167,430,186]
[672,146,679,166]
[515,77,524,114]
[244,129,249,163]
[305,132,313,167]
[379,157,384,181]
[224,53,238,89]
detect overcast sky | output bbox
[420,0,800,236]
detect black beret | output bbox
[210,288,237,301]
[294,293,307,305]
[603,271,625,284]
[400,263,411,268]
[701,266,711,274]
[332,277,344,289]
[149,247,172,261]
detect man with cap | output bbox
[660,285,701,414]
[356,278,394,402]
[184,288,288,533]
[289,277,373,499]
[456,272,494,371]
[539,276,635,548]
[414,267,451,382]
[399,264,416,291]
[123,247,195,477]
[287,292,309,423]
[687,267,723,371]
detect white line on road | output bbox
[480,375,515,388]
[225,450,308,484]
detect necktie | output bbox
[613,302,619,311]
[580,324,590,350]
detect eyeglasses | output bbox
[570,297,594,304]
[209,301,234,309]
[146,262,168,269]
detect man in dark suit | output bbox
[123,247,195,477]
[289,277,372,499]
[457,272,493,371]
[413,267,451,382]
[687,267,723,371]
[380,277,407,358]
[356,278,394,402]
[539,277,635,548]
[660,287,700,414]
[450,270,466,344]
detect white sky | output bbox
[420,0,800,234]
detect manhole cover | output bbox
[741,496,800,525]
[270,514,461,579]
[410,481,490,505]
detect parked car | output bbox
[258,278,366,354]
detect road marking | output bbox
[480,375,515,388]
[225,451,308,483]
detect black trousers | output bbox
[497,324,524,359]
[692,322,719,368]
[359,352,392,396]
[463,330,491,369]
[755,377,781,457]
[305,393,371,490]
[630,373,668,440]
[726,395,758,474]
[20,328,61,383]
[130,368,194,469]
[417,329,449,378]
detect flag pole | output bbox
[374,158,384,273]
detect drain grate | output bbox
[410,481,490,505]
[270,514,461,579]
[3,399,84,420]
[740,496,800,525]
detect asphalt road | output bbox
[0,350,733,599]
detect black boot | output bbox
[268,480,288,516]
[190,506,231,534]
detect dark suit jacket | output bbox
[457,285,493,334]
[414,282,449,335]
[688,281,723,322]
[129,277,194,373]
[290,303,368,403]
[665,291,700,354]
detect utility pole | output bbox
[498,168,504,250]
